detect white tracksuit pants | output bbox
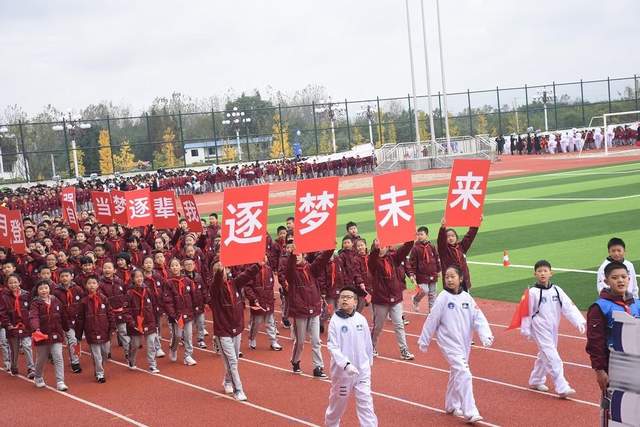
[528,333,570,393]
[325,373,377,427]
[441,350,479,418]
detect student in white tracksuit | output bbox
[594,128,603,149]
[325,286,377,427]
[520,260,586,397]
[548,134,557,154]
[418,265,493,424]
[595,238,638,299]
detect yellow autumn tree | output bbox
[69,146,85,177]
[351,126,364,146]
[447,113,460,137]
[98,129,113,174]
[418,111,432,142]
[222,144,237,161]
[270,114,292,159]
[386,122,398,145]
[475,114,489,135]
[113,138,137,171]
[154,127,178,168]
[318,130,333,155]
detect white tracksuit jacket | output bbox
[520,284,585,393]
[596,258,638,299]
[325,311,377,427]
[418,289,493,418]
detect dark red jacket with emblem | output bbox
[163,275,196,323]
[98,274,127,324]
[368,241,414,305]
[125,285,158,336]
[75,292,114,344]
[243,263,276,314]
[52,283,85,327]
[29,295,70,346]
[286,250,333,318]
[437,226,477,290]
[209,264,259,337]
[406,240,441,284]
[0,288,32,338]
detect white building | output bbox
[184,136,272,165]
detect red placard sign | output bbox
[373,170,416,247]
[91,191,114,225]
[0,206,11,248]
[444,159,491,227]
[61,187,80,232]
[220,185,269,267]
[179,195,203,233]
[8,210,26,254]
[152,190,179,229]
[293,177,339,254]
[111,190,128,225]
[125,188,153,227]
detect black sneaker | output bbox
[97,377,106,384]
[313,367,328,379]
[282,319,291,329]
[292,362,301,374]
[319,324,325,334]
[71,363,82,374]
[238,351,243,358]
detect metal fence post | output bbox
[62,118,72,176]
[106,115,115,173]
[18,120,29,182]
[278,104,285,157]
[312,101,319,155]
[245,125,251,162]
[524,84,530,129]
[438,91,444,138]
[552,82,558,129]
[376,96,383,145]
[579,80,585,127]
[345,99,352,149]
[145,113,152,144]
[467,89,473,135]
[496,87,502,135]
[407,94,414,142]
[211,109,219,164]
[607,77,612,113]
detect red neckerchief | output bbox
[383,257,393,278]
[331,261,336,286]
[421,242,431,263]
[451,242,464,266]
[12,290,22,323]
[88,292,100,314]
[297,264,311,284]
[223,275,236,305]
[65,287,74,306]
[261,265,268,288]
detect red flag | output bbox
[125,188,153,228]
[220,184,269,267]
[0,206,10,248]
[151,191,179,229]
[444,159,491,227]
[91,191,114,225]
[507,288,530,331]
[31,330,49,343]
[373,170,416,247]
[61,187,80,232]
[179,195,203,233]
[7,210,27,254]
[293,177,339,254]
[111,190,128,225]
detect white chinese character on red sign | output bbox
[298,191,334,235]
[95,197,112,217]
[113,195,126,215]
[129,197,150,219]
[224,201,263,246]
[153,197,175,219]
[65,206,78,225]
[449,172,483,210]
[0,214,7,238]
[378,185,411,227]
[62,192,74,203]
[183,200,199,223]
[10,220,24,243]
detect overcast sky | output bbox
[1,0,638,117]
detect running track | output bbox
[6,149,639,426]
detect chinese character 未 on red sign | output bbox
[373,170,416,247]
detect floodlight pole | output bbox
[420,0,437,156]
[404,0,421,143]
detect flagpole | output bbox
[435,0,452,153]
[420,0,437,159]
[404,0,422,144]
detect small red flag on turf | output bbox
[507,288,530,331]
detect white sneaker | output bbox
[249,339,257,349]
[34,377,46,388]
[234,391,248,401]
[156,349,166,358]
[149,367,160,374]
[558,388,576,399]
[56,382,69,392]
[446,409,463,417]
[169,349,178,362]
[466,414,483,424]
[223,382,234,394]
[530,384,549,392]
[184,356,197,366]
[204,329,209,336]
[270,342,283,351]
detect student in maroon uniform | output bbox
[75,276,113,383]
[163,258,197,366]
[437,216,480,292]
[319,252,344,334]
[125,270,160,373]
[29,280,70,391]
[368,239,415,360]
[244,255,282,351]
[141,256,166,358]
[210,262,260,401]
[52,269,84,373]
[98,261,128,360]
[0,274,35,377]
[183,258,209,349]
[353,238,372,312]
[286,245,333,377]
[407,226,441,313]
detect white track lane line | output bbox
[81,350,320,427]
[202,318,597,408]
[158,337,501,427]
[5,371,149,426]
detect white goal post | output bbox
[588,110,640,155]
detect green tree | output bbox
[475,113,489,135]
[318,130,332,154]
[270,113,291,158]
[351,126,365,146]
[386,122,397,145]
[98,129,113,174]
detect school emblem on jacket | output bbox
[540,296,547,304]
[341,325,348,333]
[462,302,469,309]
[552,295,559,302]
[356,324,364,332]
[447,302,455,309]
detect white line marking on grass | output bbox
[467,261,640,278]
[414,194,640,202]
[8,371,149,426]
[159,337,501,426]
[90,351,320,427]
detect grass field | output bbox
[258,160,640,310]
